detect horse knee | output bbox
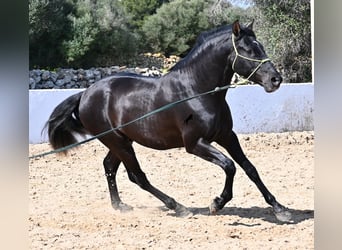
[222,159,236,176]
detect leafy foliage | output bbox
[29,0,312,82]
[121,0,168,29]
[62,0,138,68]
[142,0,250,56]
[29,0,74,68]
[252,0,312,82]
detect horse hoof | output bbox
[113,202,133,213]
[209,201,219,215]
[274,209,292,222]
[209,196,224,215]
[175,204,193,218]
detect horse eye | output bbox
[252,41,260,49]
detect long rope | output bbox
[29,84,235,159]
[30,35,272,159]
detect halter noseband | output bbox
[231,34,271,81]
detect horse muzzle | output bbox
[263,75,282,92]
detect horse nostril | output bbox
[271,76,282,86]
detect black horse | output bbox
[45,21,291,222]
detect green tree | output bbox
[29,0,140,68]
[121,0,169,29]
[141,0,249,56]
[29,0,74,68]
[63,0,140,67]
[252,0,312,82]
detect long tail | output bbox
[44,91,88,154]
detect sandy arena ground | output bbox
[29,131,314,249]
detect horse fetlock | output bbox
[272,202,286,213]
[165,197,177,210]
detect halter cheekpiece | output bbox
[231,33,271,82]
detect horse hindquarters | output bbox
[45,91,88,152]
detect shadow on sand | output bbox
[162,206,314,225]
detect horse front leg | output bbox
[217,131,292,222]
[185,138,237,214]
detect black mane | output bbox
[169,23,256,72]
[170,24,233,71]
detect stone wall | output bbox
[29,54,181,89]
[29,66,163,89]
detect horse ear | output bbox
[232,20,240,37]
[247,19,254,30]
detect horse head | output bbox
[229,20,282,93]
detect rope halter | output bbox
[231,34,271,82]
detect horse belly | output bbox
[120,117,184,150]
[135,136,184,150]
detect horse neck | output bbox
[183,44,234,92]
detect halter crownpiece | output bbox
[231,33,271,82]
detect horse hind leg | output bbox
[121,147,192,217]
[125,169,188,216]
[103,151,133,212]
[102,135,192,217]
